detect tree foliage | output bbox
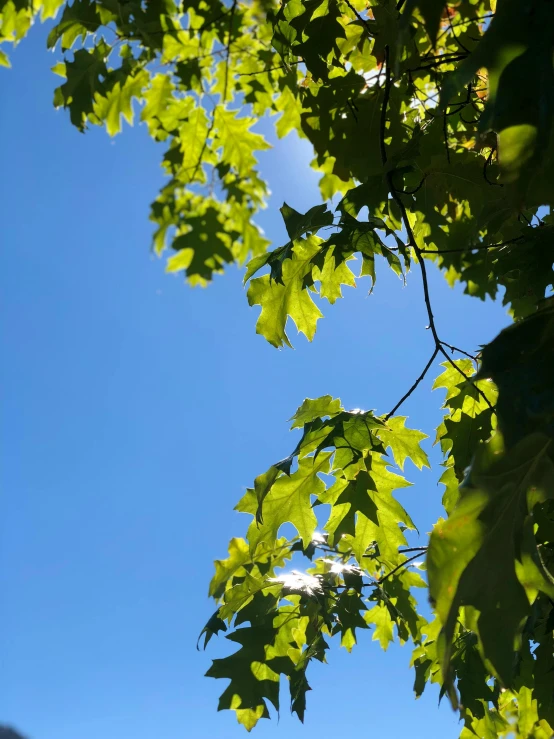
[3,0,554,736]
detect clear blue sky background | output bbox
[1,25,510,739]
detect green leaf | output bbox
[53,47,108,131]
[7,0,554,728]
[238,453,332,550]
[289,395,343,429]
[432,359,497,485]
[275,86,302,139]
[280,202,334,241]
[322,471,381,542]
[47,0,100,50]
[198,611,228,649]
[331,590,369,652]
[322,457,414,562]
[313,248,357,304]
[94,70,148,136]
[477,300,554,447]
[402,0,446,45]
[365,601,395,650]
[209,538,251,598]
[440,0,554,189]
[206,623,281,730]
[247,237,324,348]
[216,109,271,178]
[173,106,211,182]
[428,432,554,688]
[141,73,174,123]
[381,416,430,471]
[166,207,237,284]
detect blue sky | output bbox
[1,26,511,739]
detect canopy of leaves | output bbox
[3,0,554,736]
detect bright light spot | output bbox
[311,532,326,545]
[270,571,323,595]
[362,70,381,88]
[322,559,362,576]
[411,560,424,569]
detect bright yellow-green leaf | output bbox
[238,453,331,550]
[381,416,430,471]
[365,603,395,650]
[216,109,271,177]
[94,71,148,136]
[247,237,325,348]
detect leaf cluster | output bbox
[3,0,554,735]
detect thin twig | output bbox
[440,341,478,361]
[435,13,493,44]
[331,552,428,590]
[238,60,302,76]
[379,51,391,167]
[483,146,503,187]
[396,174,427,195]
[347,98,359,122]
[420,51,471,64]
[443,113,451,165]
[459,110,481,124]
[343,0,375,38]
[385,347,439,420]
[408,53,468,73]
[419,235,524,254]
[448,16,470,53]
[519,211,532,226]
[198,6,232,33]
[377,552,425,584]
[188,2,237,184]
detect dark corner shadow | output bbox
[0,726,29,739]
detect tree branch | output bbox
[483,146,503,187]
[222,0,238,104]
[443,112,451,165]
[377,551,425,584]
[408,53,468,73]
[419,235,524,254]
[440,341,478,361]
[380,45,495,414]
[331,552,427,590]
[396,174,427,195]
[188,2,237,184]
[238,60,302,76]
[385,346,439,420]
[435,13,493,44]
